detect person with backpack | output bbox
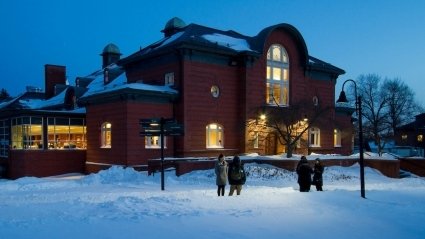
[214,153,228,196]
[228,155,246,196]
[312,158,324,191]
[296,156,313,192]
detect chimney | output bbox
[45,64,66,99]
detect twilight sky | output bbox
[1,0,424,105]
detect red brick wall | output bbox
[85,100,174,173]
[179,60,241,157]
[8,150,86,179]
[399,158,425,177]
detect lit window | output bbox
[11,117,43,150]
[206,123,224,148]
[165,72,174,85]
[334,129,341,147]
[145,136,166,148]
[47,118,86,150]
[254,132,259,149]
[309,127,321,147]
[401,134,407,141]
[418,135,423,142]
[101,122,112,148]
[266,44,289,106]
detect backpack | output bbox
[230,165,243,181]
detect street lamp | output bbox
[336,79,366,198]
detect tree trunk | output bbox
[286,143,293,158]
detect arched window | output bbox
[101,122,112,148]
[309,127,320,147]
[334,128,342,147]
[206,123,224,148]
[266,44,289,106]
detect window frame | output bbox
[206,123,224,149]
[11,116,43,150]
[266,44,290,106]
[309,127,321,148]
[334,128,342,147]
[101,122,112,148]
[145,136,166,149]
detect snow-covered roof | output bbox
[80,69,177,99]
[18,88,67,109]
[201,33,252,52]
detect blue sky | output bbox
[1,0,424,105]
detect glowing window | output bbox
[401,134,407,141]
[266,44,289,106]
[254,132,259,149]
[206,123,224,148]
[101,122,112,148]
[309,127,321,147]
[11,117,43,150]
[334,129,342,147]
[145,136,166,148]
[418,135,423,142]
[47,118,86,150]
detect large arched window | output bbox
[101,122,112,148]
[206,123,224,148]
[266,44,289,106]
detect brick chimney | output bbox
[45,64,66,99]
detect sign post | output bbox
[139,117,184,190]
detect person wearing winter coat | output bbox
[296,156,313,192]
[227,155,247,196]
[214,153,228,196]
[312,158,324,191]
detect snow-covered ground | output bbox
[1,161,424,239]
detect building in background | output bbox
[0,17,352,178]
[393,113,425,157]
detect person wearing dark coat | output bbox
[312,158,324,191]
[214,153,228,196]
[296,156,313,192]
[227,155,246,196]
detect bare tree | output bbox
[355,74,389,155]
[0,88,10,101]
[381,78,424,134]
[247,98,332,158]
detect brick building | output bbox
[0,17,353,178]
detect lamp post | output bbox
[336,79,366,198]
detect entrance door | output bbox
[265,133,277,155]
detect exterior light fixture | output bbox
[337,79,366,198]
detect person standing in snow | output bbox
[312,158,324,191]
[228,155,246,196]
[296,156,313,192]
[214,153,228,196]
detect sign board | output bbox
[139,118,184,136]
[139,117,184,191]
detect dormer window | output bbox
[165,72,174,86]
